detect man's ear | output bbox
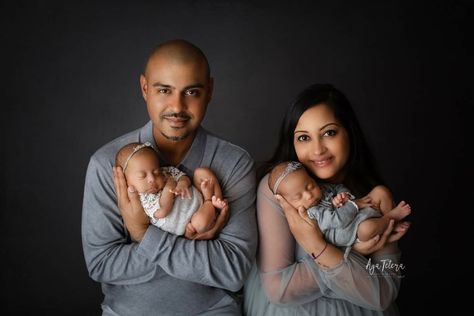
[207,77,214,102]
[140,74,148,101]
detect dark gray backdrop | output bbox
[2,0,472,314]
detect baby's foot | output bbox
[388,201,411,221]
[200,178,214,199]
[390,221,411,242]
[394,221,411,232]
[211,195,227,209]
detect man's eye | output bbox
[158,88,170,94]
[185,89,199,96]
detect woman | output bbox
[243,84,410,315]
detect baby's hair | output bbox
[268,161,303,194]
[115,142,157,170]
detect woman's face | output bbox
[293,104,350,183]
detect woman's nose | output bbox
[312,139,326,155]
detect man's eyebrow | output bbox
[150,83,205,90]
[183,84,205,90]
[152,82,172,88]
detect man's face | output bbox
[140,57,213,142]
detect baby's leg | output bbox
[193,167,226,209]
[364,185,394,214]
[357,201,411,242]
[357,217,392,242]
[189,201,218,234]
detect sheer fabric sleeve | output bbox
[257,175,326,305]
[256,175,402,310]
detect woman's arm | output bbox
[256,175,326,305]
[259,175,404,310]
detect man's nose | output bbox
[168,94,186,113]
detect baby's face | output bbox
[279,169,322,210]
[124,149,165,194]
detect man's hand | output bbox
[113,166,149,242]
[184,204,230,240]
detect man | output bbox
[82,39,257,315]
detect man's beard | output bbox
[161,130,189,142]
[160,111,192,141]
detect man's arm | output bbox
[81,155,159,285]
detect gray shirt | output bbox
[82,121,257,315]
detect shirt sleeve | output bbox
[256,175,402,310]
[137,152,258,292]
[81,155,159,285]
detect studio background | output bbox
[2,0,472,314]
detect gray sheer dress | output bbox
[243,175,402,316]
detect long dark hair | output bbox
[259,83,383,197]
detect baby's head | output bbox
[115,142,165,194]
[269,161,322,209]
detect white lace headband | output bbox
[272,161,303,194]
[123,142,155,171]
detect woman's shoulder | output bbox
[257,174,271,194]
[257,173,280,203]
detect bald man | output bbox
[82,40,257,315]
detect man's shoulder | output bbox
[204,129,253,163]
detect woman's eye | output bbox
[296,135,310,142]
[323,129,337,137]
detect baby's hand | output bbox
[171,181,191,199]
[332,192,350,208]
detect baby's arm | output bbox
[154,177,177,219]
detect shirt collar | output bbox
[138,121,206,175]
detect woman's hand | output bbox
[275,194,325,254]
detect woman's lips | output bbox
[311,157,333,167]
